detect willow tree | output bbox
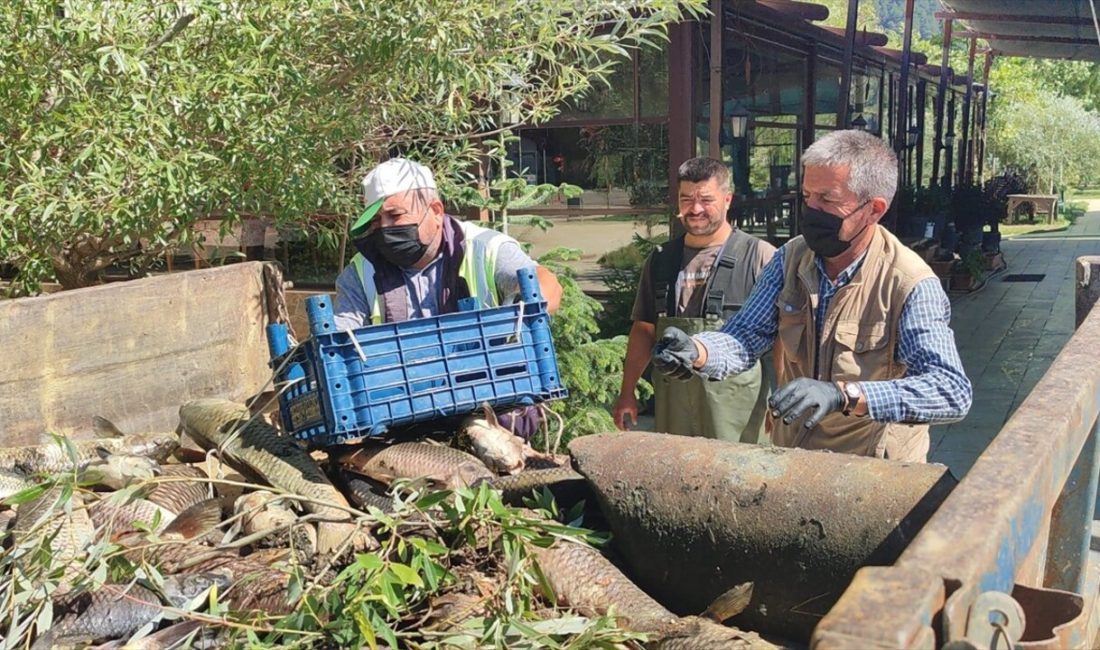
[0,0,703,292]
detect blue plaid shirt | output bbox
[695,244,972,424]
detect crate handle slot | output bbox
[454,370,489,384]
[496,365,528,378]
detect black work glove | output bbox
[652,327,699,381]
[769,378,845,430]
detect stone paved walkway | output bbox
[930,201,1100,477]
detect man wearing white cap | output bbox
[335,158,562,329]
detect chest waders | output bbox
[651,233,770,443]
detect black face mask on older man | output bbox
[355,223,428,268]
[800,201,871,259]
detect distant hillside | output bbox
[874,0,942,38]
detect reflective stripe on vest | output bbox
[350,220,508,324]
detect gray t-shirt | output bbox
[333,239,535,329]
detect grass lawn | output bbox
[1000,218,1072,237]
[1067,188,1100,201]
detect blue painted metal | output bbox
[813,256,1100,647]
[1046,418,1100,593]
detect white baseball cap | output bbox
[351,158,437,236]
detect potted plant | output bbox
[951,249,986,291]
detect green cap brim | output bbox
[349,199,384,237]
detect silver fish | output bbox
[178,398,371,554]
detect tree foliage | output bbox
[0,0,704,293]
[988,90,1100,192]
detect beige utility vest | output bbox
[773,225,936,459]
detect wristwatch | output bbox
[841,382,862,416]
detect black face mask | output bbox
[357,224,428,268]
[800,202,870,259]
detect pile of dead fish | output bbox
[0,400,776,649]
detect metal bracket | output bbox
[960,591,1026,649]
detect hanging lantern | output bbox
[730,102,751,139]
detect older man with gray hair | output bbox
[651,130,972,462]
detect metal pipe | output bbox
[569,432,957,642]
[932,19,950,185]
[915,80,926,188]
[958,37,976,186]
[837,0,860,129]
[895,0,916,171]
[708,0,722,160]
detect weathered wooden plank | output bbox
[0,262,280,446]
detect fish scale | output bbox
[145,464,211,514]
[12,485,95,590]
[30,574,226,650]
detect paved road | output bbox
[930,201,1100,476]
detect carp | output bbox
[532,539,775,649]
[487,466,587,506]
[178,398,372,555]
[335,442,493,490]
[457,404,526,475]
[30,573,228,650]
[0,417,176,476]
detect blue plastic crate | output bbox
[266,266,567,448]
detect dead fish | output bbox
[0,469,34,501]
[335,442,494,490]
[144,464,211,515]
[0,418,176,476]
[234,490,297,535]
[424,591,486,630]
[12,485,95,590]
[488,466,586,505]
[178,398,372,555]
[82,451,161,490]
[231,490,315,551]
[457,404,526,475]
[89,492,176,539]
[90,619,207,649]
[340,472,397,513]
[30,572,228,650]
[531,539,773,649]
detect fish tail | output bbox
[92,416,125,438]
[701,582,754,623]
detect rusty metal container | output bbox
[569,432,957,641]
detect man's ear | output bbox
[869,197,890,222]
[430,197,446,220]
